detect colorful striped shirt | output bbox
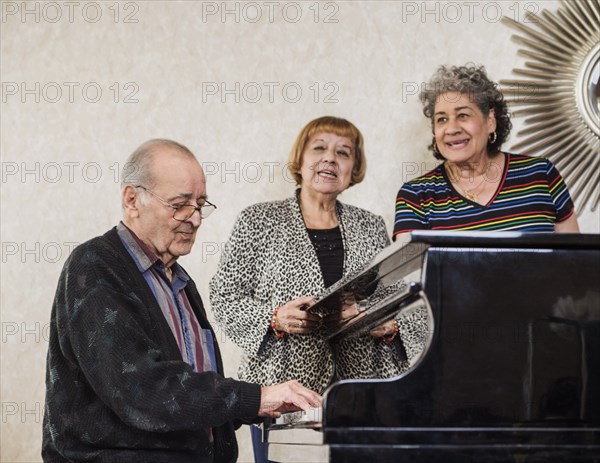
[117,222,217,374]
[393,153,575,238]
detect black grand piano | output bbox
[272,231,600,462]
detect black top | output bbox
[306,226,345,288]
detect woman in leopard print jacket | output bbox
[209,117,428,395]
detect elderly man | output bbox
[42,139,321,462]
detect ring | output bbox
[299,320,305,328]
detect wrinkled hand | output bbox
[274,296,321,334]
[258,380,323,418]
[369,319,398,339]
[323,292,366,329]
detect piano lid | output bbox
[311,232,599,317]
[310,231,599,341]
[408,230,600,249]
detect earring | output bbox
[489,131,497,144]
[432,137,441,156]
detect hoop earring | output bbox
[432,137,441,156]
[489,131,497,144]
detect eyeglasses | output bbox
[135,185,217,221]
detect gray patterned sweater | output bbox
[42,227,261,463]
[209,194,428,393]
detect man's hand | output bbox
[258,380,323,418]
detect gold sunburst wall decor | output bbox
[500,0,600,213]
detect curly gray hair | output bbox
[419,64,512,160]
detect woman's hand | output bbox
[323,292,366,329]
[273,296,321,334]
[369,319,399,340]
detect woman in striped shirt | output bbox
[393,64,580,240]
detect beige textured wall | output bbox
[1,1,597,461]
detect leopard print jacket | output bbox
[209,193,428,393]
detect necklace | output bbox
[458,177,486,201]
[447,162,491,202]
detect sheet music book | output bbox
[309,240,428,312]
[307,240,430,340]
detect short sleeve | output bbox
[546,161,575,222]
[393,184,428,239]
